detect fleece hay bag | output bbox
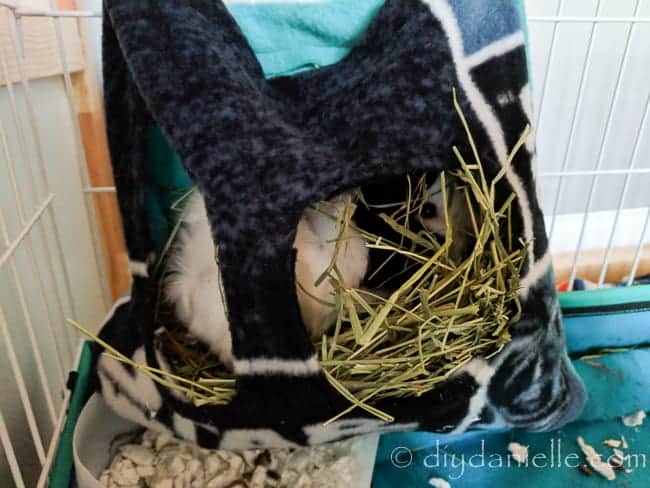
[95,0,586,449]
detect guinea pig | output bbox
[354,172,471,292]
[164,192,233,369]
[295,193,369,339]
[418,173,471,259]
[164,190,368,370]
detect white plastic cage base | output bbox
[0,1,648,487]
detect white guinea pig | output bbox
[164,191,368,370]
[295,194,369,338]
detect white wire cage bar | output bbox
[0,2,106,487]
[0,1,648,487]
[565,0,644,287]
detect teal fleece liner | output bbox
[226,0,386,77]
[559,285,650,356]
[559,286,650,312]
[573,349,650,423]
[374,416,650,487]
[226,0,530,78]
[564,310,650,355]
[560,286,650,355]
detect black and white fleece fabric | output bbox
[97,0,587,449]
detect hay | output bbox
[69,91,530,422]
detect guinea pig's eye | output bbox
[420,202,438,219]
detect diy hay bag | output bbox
[96,0,587,449]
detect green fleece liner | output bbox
[559,286,650,314]
[49,342,95,488]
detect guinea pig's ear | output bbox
[424,170,442,188]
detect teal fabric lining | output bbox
[561,286,650,355]
[560,286,650,310]
[144,127,193,254]
[564,310,650,355]
[226,0,385,77]
[374,415,650,487]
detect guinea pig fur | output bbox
[165,191,368,370]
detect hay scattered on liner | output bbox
[69,91,530,422]
[67,318,238,407]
